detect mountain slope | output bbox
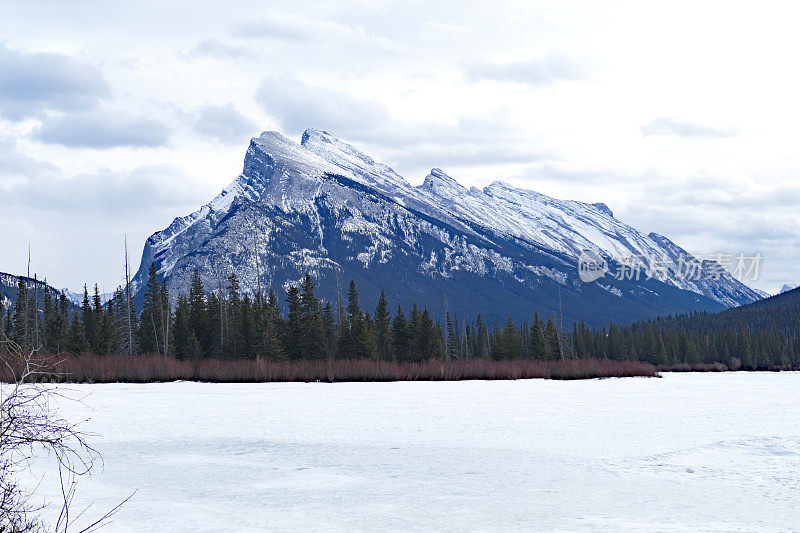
[779,283,796,294]
[0,272,79,315]
[131,129,760,327]
[648,285,800,337]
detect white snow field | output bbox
[21,372,800,532]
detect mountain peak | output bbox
[250,130,310,165]
[255,130,295,146]
[429,168,457,182]
[483,180,537,200]
[421,168,463,191]
[485,180,516,192]
[300,128,333,146]
[591,202,614,218]
[300,128,374,163]
[299,128,407,189]
[301,128,376,166]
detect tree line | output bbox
[2,264,798,370]
[1,264,572,362]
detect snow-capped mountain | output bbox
[131,129,761,327]
[62,287,113,307]
[779,283,796,294]
[0,272,80,314]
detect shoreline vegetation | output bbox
[4,268,799,381]
[2,354,659,383]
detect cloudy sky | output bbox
[1,0,799,293]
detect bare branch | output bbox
[1,333,128,532]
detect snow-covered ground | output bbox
[21,373,800,531]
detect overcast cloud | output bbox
[0,43,109,120]
[34,111,172,148]
[6,165,207,213]
[256,76,393,140]
[195,103,258,144]
[0,0,799,293]
[189,38,254,60]
[641,117,736,138]
[466,55,586,85]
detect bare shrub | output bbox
[7,353,660,383]
[1,338,128,532]
[660,361,729,372]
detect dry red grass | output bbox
[1,353,659,383]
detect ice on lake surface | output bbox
[21,372,800,531]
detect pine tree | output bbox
[475,315,490,359]
[242,295,258,358]
[338,280,375,359]
[299,273,327,360]
[42,289,54,352]
[341,280,363,358]
[445,312,457,360]
[96,308,113,355]
[81,285,96,352]
[337,299,350,360]
[67,312,89,354]
[173,295,190,359]
[529,312,547,360]
[205,292,222,356]
[544,318,560,360]
[417,308,442,360]
[284,285,302,360]
[498,316,518,360]
[573,322,586,359]
[407,303,424,362]
[361,312,378,360]
[735,321,753,369]
[158,279,172,357]
[12,276,29,350]
[428,314,446,360]
[90,284,102,351]
[138,263,164,355]
[173,295,201,359]
[255,288,285,360]
[110,286,137,355]
[463,323,474,359]
[321,302,337,359]
[188,269,208,352]
[53,293,70,353]
[223,273,242,358]
[656,336,669,366]
[90,284,113,354]
[391,304,409,362]
[374,290,393,361]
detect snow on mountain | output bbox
[131,129,761,326]
[62,288,113,306]
[0,272,81,313]
[779,283,796,294]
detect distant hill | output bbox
[646,285,800,337]
[590,285,800,369]
[779,283,796,294]
[0,272,80,315]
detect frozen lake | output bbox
[22,372,800,531]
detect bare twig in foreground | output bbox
[1,336,128,532]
